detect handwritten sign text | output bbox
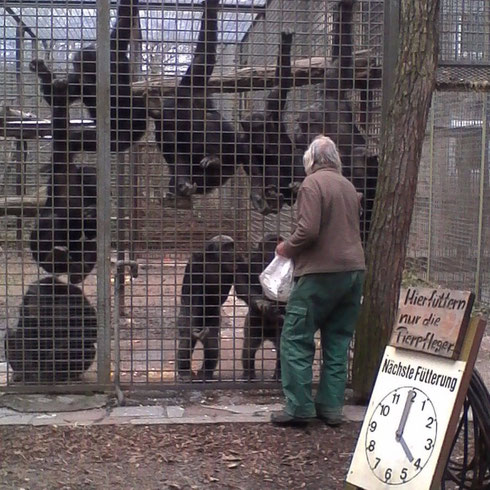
[390,287,474,358]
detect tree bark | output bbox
[352,0,441,402]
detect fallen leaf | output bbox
[222,455,242,462]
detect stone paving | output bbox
[0,393,368,427]
[0,329,485,429]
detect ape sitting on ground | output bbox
[235,234,286,380]
[29,74,97,284]
[5,277,98,383]
[176,235,237,381]
[30,0,147,154]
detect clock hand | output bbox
[395,389,415,441]
[399,435,414,462]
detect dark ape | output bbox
[5,277,98,383]
[294,0,378,241]
[29,75,97,284]
[241,32,305,214]
[294,0,357,154]
[153,0,266,208]
[30,0,146,154]
[176,235,236,381]
[235,234,285,380]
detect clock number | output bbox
[367,440,376,452]
[384,468,392,482]
[421,400,427,411]
[425,438,434,450]
[369,421,377,432]
[392,392,400,404]
[373,458,381,469]
[400,468,408,481]
[380,404,390,416]
[410,391,417,402]
[426,416,435,429]
[414,458,422,470]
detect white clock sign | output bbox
[365,386,438,485]
[347,346,464,489]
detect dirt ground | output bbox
[0,382,485,490]
[0,421,360,490]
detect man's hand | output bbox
[275,241,288,257]
[357,192,364,217]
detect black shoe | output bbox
[317,414,343,427]
[270,411,311,427]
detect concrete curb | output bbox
[0,401,368,427]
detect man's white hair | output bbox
[303,135,342,175]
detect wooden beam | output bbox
[435,80,490,93]
[0,191,47,217]
[4,0,266,13]
[0,118,93,141]
[134,52,382,97]
[1,53,381,139]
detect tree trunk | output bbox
[352,0,441,402]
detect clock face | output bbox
[365,386,438,485]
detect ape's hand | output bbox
[255,299,281,319]
[29,59,49,74]
[289,181,302,195]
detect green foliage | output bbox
[401,268,432,288]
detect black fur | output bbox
[294,0,378,241]
[234,234,285,380]
[5,277,98,383]
[30,0,146,154]
[29,75,97,284]
[241,32,305,214]
[176,235,236,381]
[153,0,266,208]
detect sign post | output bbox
[345,287,486,490]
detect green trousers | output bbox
[280,271,364,419]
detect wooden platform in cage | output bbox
[133,51,382,97]
[0,189,47,216]
[436,64,490,92]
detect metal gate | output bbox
[0,0,383,391]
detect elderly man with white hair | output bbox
[271,135,365,427]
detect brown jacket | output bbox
[283,167,365,277]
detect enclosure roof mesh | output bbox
[0,1,262,55]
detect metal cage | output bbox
[0,0,384,391]
[408,0,490,310]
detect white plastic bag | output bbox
[259,254,294,303]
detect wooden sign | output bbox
[389,288,474,359]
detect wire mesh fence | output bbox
[0,0,488,393]
[0,0,383,390]
[408,91,490,306]
[407,0,490,309]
